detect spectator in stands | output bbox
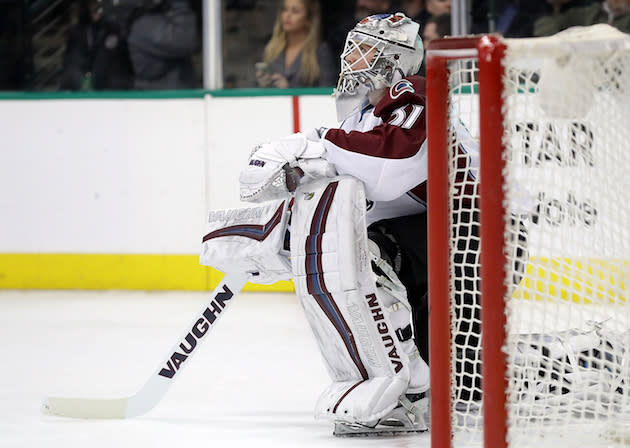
[469,0,597,37]
[0,0,27,90]
[534,0,630,36]
[403,0,451,35]
[352,0,394,20]
[418,13,451,75]
[402,0,429,34]
[422,13,451,46]
[492,0,548,37]
[256,0,336,88]
[471,0,573,37]
[538,0,603,16]
[126,0,200,90]
[426,0,452,17]
[60,0,133,90]
[402,0,426,21]
[326,0,393,72]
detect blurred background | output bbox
[1,0,618,92]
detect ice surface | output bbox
[0,289,430,448]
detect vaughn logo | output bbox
[158,284,235,379]
[365,293,403,373]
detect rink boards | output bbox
[0,90,335,291]
[1,89,628,304]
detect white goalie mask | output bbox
[335,13,423,120]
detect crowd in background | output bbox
[0,0,629,92]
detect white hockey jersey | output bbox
[321,76,480,225]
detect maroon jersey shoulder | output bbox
[373,75,426,119]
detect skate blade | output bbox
[333,422,428,437]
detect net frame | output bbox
[427,34,507,448]
[427,29,630,448]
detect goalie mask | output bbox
[335,13,423,121]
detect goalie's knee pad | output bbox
[290,176,415,426]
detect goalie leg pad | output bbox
[290,176,412,425]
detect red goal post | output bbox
[426,34,509,448]
[426,27,630,448]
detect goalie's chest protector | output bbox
[290,176,410,424]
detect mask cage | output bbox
[340,32,386,75]
[337,32,389,95]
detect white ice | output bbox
[0,289,430,448]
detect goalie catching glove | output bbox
[239,132,336,203]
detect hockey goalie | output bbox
[199,13,630,438]
[201,13,432,436]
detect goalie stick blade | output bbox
[42,396,128,419]
[41,374,168,419]
[41,272,249,419]
[333,422,428,437]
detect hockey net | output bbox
[426,25,630,448]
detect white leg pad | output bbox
[290,176,411,425]
[315,376,410,426]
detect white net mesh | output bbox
[444,25,630,447]
[444,57,484,444]
[502,25,630,448]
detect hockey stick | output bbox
[42,272,249,419]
